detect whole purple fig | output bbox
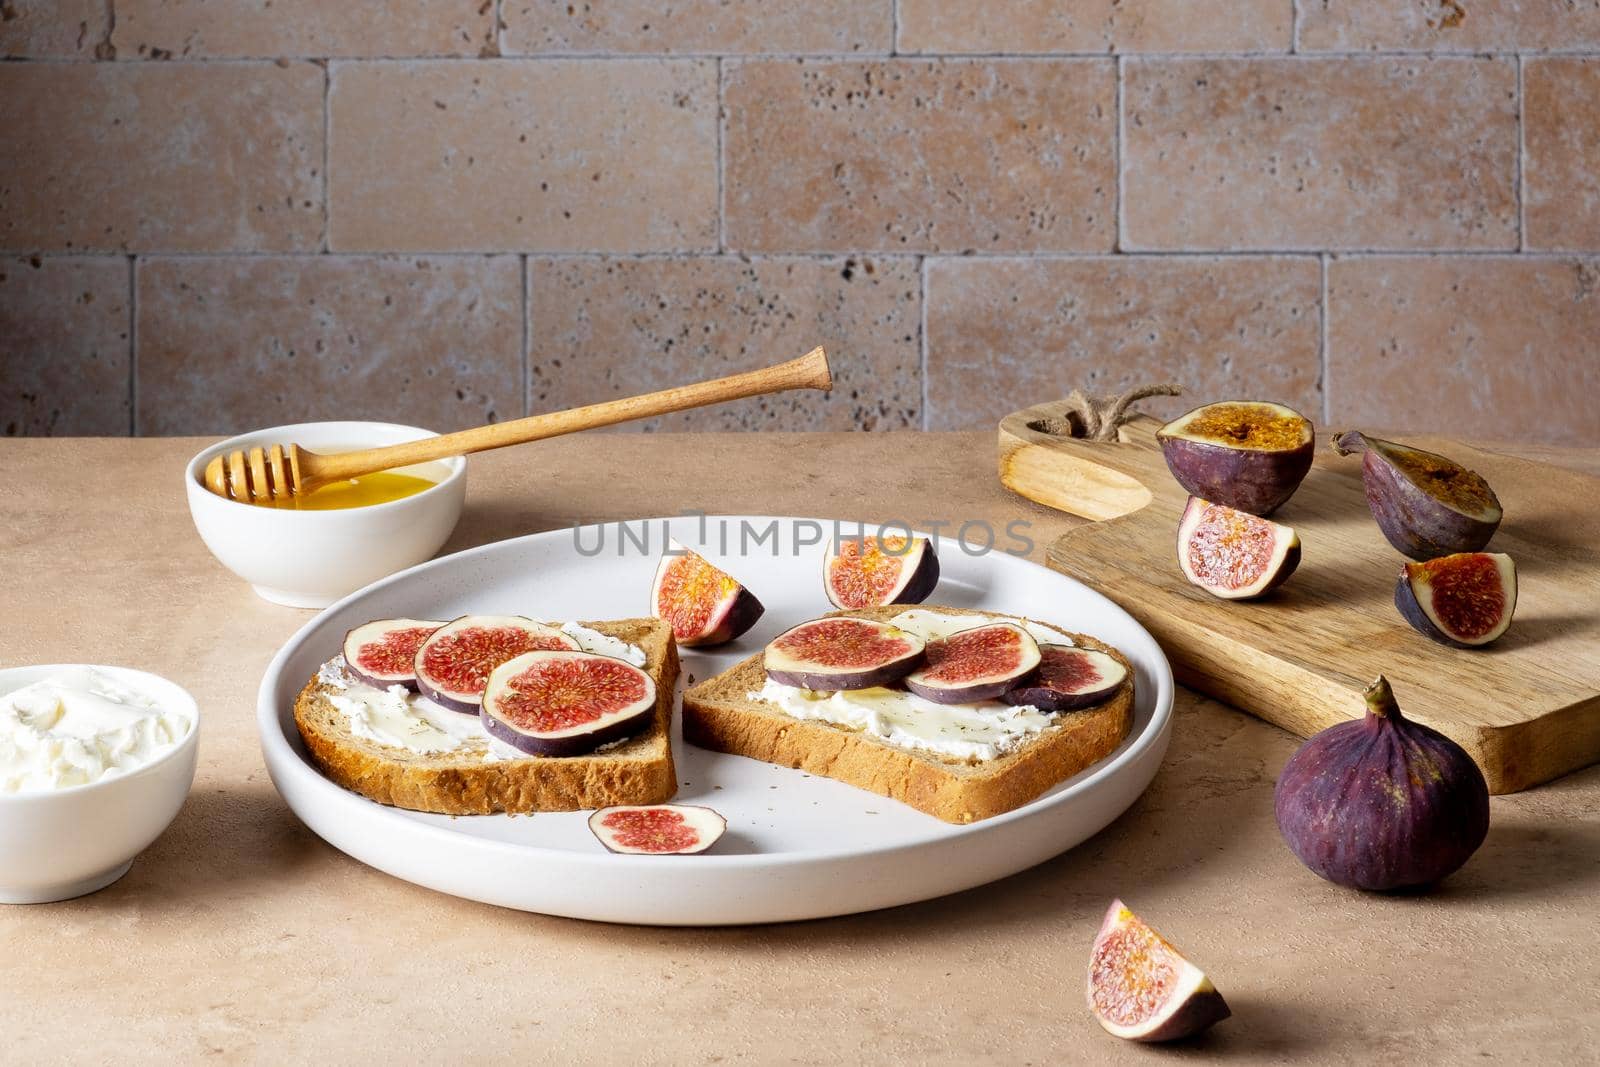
[1274,676,1489,892]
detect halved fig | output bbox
[823,534,940,609]
[1177,496,1301,600]
[1002,646,1127,711]
[414,614,580,714]
[1395,551,1517,648]
[1088,899,1230,1043]
[342,618,444,690]
[482,650,656,756]
[651,540,765,647]
[588,804,727,855]
[1332,431,1502,560]
[764,617,926,691]
[1157,401,1315,516]
[904,622,1042,704]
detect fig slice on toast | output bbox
[414,614,580,714]
[764,617,926,691]
[588,804,726,855]
[1003,646,1126,711]
[651,539,765,647]
[482,650,656,757]
[342,618,444,690]
[823,534,940,610]
[903,622,1041,704]
[1088,899,1230,1043]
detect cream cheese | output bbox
[318,620,648,758]
[748,678,1054,763]
[1,668,194,792]
[888,609,1075,648]
[559,622,649,667]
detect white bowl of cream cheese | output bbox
[0,664,199,904]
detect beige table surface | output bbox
[1,432,1596,1064]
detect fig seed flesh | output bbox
[903,623,1042,704]
[764,617,926,691]
[342,618,444,690]
[1176,497,1300,600]
[1086,899,1230,1043]
[1157,401,1314,516]
[651,540,765,647]
[1003,646,1127,711]
[588,804,727,855]
[823,535,940,610]
[481,649,656,756]
[1332,431,1502,560]
[1395,551,1516,648]
[414,615,580,714]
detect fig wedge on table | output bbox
[1332,431,1502,560]
[823,535,940,609]
[1157,401,1314,516]
[1087,899,1230,1043]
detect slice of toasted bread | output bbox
[294,618,678,815]
[683,605,1134,824]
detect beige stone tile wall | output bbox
[2,1,1598,443]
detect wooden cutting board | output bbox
[998,402,1600,794]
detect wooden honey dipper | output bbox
[203,346,833,504]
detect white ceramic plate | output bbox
[258,515,1173,925]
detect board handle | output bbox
[997,403,1170,522]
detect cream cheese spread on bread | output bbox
[747,677,1054,762]
[559,622,648,666]
[318,624,647,757]
[746,610,1082,762]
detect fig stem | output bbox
[1331,430,1367,457]
[1058,382,1183,441]
[1362,675,1403,721]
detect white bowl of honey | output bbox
[185,422,467,608]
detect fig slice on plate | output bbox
[1395,551,1517,648]
[1332,430,1502,560]
[414,614,580,714]
[1177,496,1301,600]
[1002,645,1127,711]
[823,534,940,609]
[764,617,926,691]
[482,650,656,757]
[904,622,1042,704]
[1156,401,1314,516]
[651,539,765,647]
[341,618,444,690]
[588,804,727,855]
[1088,899,1230,1043]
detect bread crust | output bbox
[294,619,679,815]
[683,605,1134,824]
